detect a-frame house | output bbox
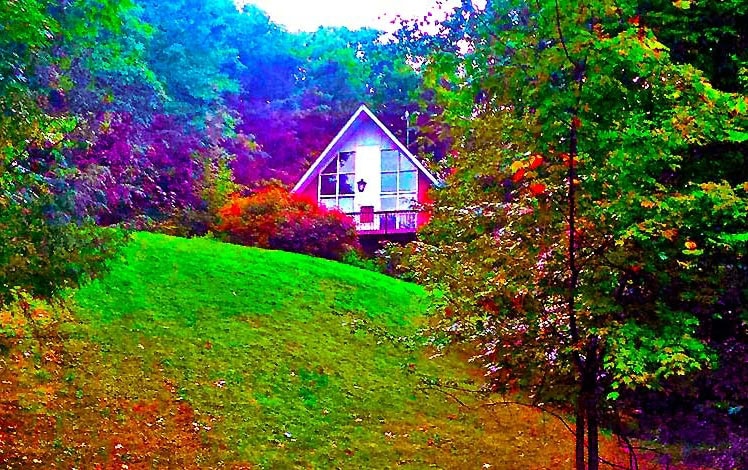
[292,105,440,237]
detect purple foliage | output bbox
[227,96,344,185]
[69,113,204,224]
[222,133,274,186]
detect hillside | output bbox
[1,233,662,468]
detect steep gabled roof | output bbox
[292,104,440,193]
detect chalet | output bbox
[292,105,440,240]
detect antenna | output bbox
[405,110,410,147]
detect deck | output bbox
[347,210,419,235]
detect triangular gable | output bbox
[292,104,441,194]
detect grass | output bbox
[0,232,681,468]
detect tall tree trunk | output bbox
[575,394,586,470]
[588,398,599,470]
[584,342,602,470]
[568,111,585,470]
[585,340,601,470]
[586,372,600,470]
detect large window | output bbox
[381,149,417,212]
[319,151,355,212]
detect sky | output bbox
[236,0,470,32]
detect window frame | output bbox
[380,149,417,211]
[318,151,356,212]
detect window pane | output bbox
[339,173,355,195]
[399,196,416,210]
[381,150,399,171]
[380,213,397,230]
[399,170,417,192]
[322,159,337,174]
[399,155,416,171]
[338,197,354,213]
[381,173,397,192]
[320,174,337,195]
[320,197,336,209]
[381,197,397,211]
[339,151,355,173]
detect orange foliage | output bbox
[528,155,544,170]
[529,183,547,196]
[215,186,358,260]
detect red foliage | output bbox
[560,152,579,167]
[512,168,526,183]
[215,187,359,260]
[528,155,544,170]
[529,183,546,196]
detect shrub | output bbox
[1,167,128,304]
[215,187,359,260]
[375,242,419,281]
[340,249,385,274]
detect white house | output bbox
[292,104,440,235]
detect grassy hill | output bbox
[0,233,666,468]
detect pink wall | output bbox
[300,182,317,204]
[417,172,434,228]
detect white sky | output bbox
[236,0,471,32]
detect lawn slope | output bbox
[74,232,447,468]
[1,233,663,469]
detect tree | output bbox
[228,21,420,185]
[135,0,240,119]
[401,1,747,468]
[0,0,136,301]
[640,0,747,94]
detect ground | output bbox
[0,233,690,468]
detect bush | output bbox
[340,249,385,274]
[375,242,419,281]
[1,173,128,304]
[215,187,359,260]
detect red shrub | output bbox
[215,187,359,260]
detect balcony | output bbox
[347,210,419,235]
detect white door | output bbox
[354,145,381,212]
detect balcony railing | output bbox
[347,210,419,235]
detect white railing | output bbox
[347,210,419,234]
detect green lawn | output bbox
[73,232,461,467]
[1,232,651,468]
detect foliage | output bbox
[375,242,420,282]
[0,0,137,303]
[641,0,748,93]
[134,0,240,119]
[215,186,360,260]
[0,192,126,302]
[398,0,747,468]
[69,113,206,223]
[339,249,386,274]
